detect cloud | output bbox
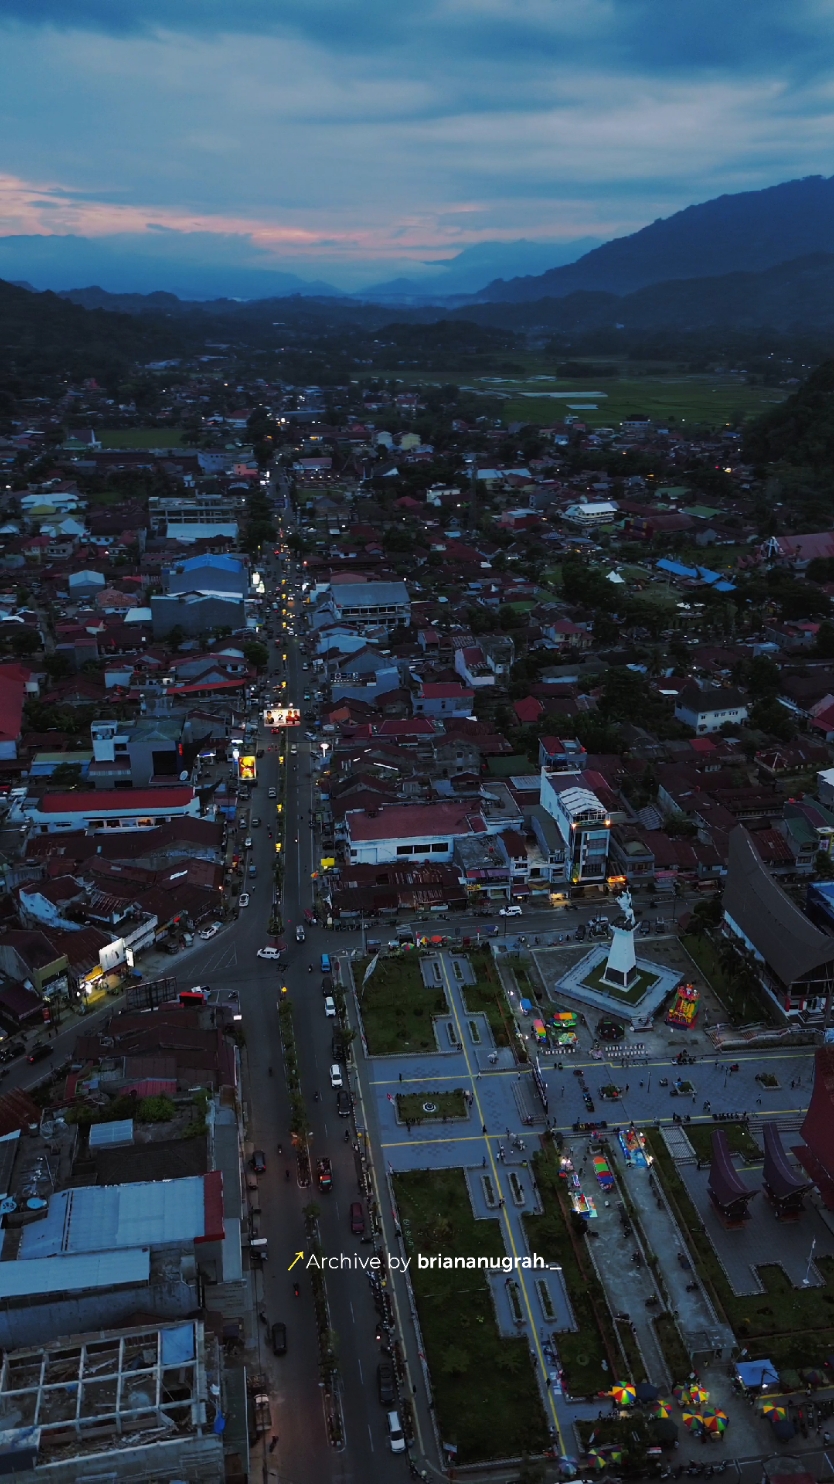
[0,1,831,278]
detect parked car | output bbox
[330,1063,343,1088]
[377,1359,394,1404]
[321,974,333,994]
[257,946,281,960]
[268,787,276,799]
[248,864,257,878]
[251,1150,267,1173]
[324,996,336,1018]
[238,892,250,908]
[320,953,331,974]
[243,836,253,849]
[271,1322,287,1356]
[337,1088,352,1117]
[499,905,523,918]
[199,923,221,940]
[387,1411,406,1453]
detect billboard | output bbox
[238,754,257,781]
[264,708,301,728]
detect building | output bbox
[89,717,187,789]
[149,490,241,540]
[22,786,201,835]
[345,801,487,866]
[674,682,748,734]
[325,578,410,632]
[723,826,834,1020]
[150,591,245,638]
[0,1321,223,1482]
[163,552,249,598]
[539,769,611,887]
[412,680,475,718]
[563,500,619,525]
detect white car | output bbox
[268,787,276,799]
[244,836,253,849]
[499,905,523,918]
[199,923,221,941]
[290,745,298,755]
[257,946,281,960]
[295,925,306,942]
[239,893,250,908]
[330,1063,343,1088]
[324,996,336,1018]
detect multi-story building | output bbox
[539,769,611,887]
[149,490,242,540]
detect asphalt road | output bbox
[199,556,408,1483]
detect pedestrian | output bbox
[824,1430,830,1446]
[756,1096,762,1106]
[482,1123,487,1134]
[625,1084,629,1093]
[399,1072,402,1082]
[498,1198,504,1207]
[483,1155,487,1168]
[268,1434,279,1453]
[406,1120,411,1134]
[506,1127,510,1138]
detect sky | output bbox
[0,0,832,289]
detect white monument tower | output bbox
[602,888,639,990]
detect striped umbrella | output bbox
[702,1408,728,1435]
[762,1402,787,1421]
[651,1399,673,1419]
[611,1382,637,1406]
[682,1411,704,1434]
[585,1451,607,1472]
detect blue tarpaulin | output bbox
[735,1359,779,1389]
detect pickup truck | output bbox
[316,1157,333,1192]
[249,1385,272,1438]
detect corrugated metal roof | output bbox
[19,1176,208,1257]
[89,1119,134,1148]
[0,1247,150,1298]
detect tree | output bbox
[42,652,72,680]
[49,762,84,788]
[816,621,834,659]
[9,627,39,657]
[747,654,781,700]
[167,625,185,652]
[243,641,269,671]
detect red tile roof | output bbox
[37,786,194,813]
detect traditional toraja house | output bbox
[797,1046,834,1206]
[708,1129,757,1224]
[723,826,834,1021]
[762,1122,810,1218]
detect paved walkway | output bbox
[347,945,824,1476]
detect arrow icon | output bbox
[287,1251,305,1271]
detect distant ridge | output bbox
[478,176,834,303]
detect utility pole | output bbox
[469,458,478,528]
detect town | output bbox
[0,324,833,1484]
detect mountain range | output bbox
[475,174,834,302]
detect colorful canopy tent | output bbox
[708,1128,757,1223]
[593,1154,616,1190]
[533,1018,547,1043]
[636,1382,660,1403]
[763,1121,811,1217]
[736,1358,779,1390]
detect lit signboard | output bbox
[264,708,301,728]
[238,755,257,781]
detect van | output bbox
[320,953,331,974]
[387,1410,406,1453]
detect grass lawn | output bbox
[685,1121,761,1163]
[646,1131,834,1371]
[580,959,660,1005]
[397,1090,467,1123]
[357,954,447,1055]
[524,1146,626,1396]
[463,951,512,1048]
[394,1168,549,1463]
[499,375,786,431]
[681,932,777,1025]
[99,427,186,448]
